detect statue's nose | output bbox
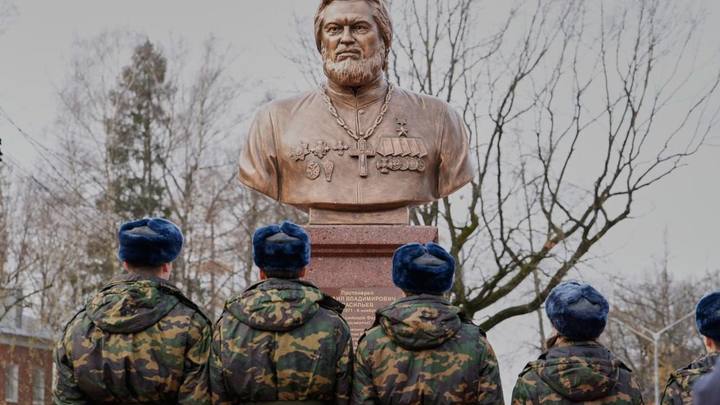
[340,26,354,44]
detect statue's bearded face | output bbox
[320,0,386,88]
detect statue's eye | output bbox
[353,25,369,34]
[326,25,342,35]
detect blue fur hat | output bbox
[696,292,720,341]
[253,221,310,273]
[392,242,455,294]
[546,281,609,341]
[118,218,183,266]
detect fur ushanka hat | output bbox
[545,281,609,341]
[696,291,720,341]
[252,221,310,276]
[118,218,184,266]
[392,242,455,295]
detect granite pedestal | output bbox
[304,225,438,343]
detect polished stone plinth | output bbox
[305,225,438,342]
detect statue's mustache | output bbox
[334,48,363,60]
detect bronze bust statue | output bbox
[238,0,473,224]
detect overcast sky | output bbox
[1,0,719,396]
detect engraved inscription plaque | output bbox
[325,287,402,344]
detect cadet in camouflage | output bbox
[661,291,720,405]
[210,221,352,404]
[512,336,644,405]
[53,218,212,405]
[512,281,644,405]
[352,242,504,405]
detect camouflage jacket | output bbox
[209,278,352,404]
[352,294,504,405]
[511,337,644,405]
[661,352,719,405]
[691,357,720,405]
[53,273,212,405]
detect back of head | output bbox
[253,220,310,278]
[540,283,623,402]
[697,291,720,342]
[392,242,455,295]
[118,217,184,270]
[380,243,460,349]
[545,281,609,341]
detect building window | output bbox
[5,363,19,403]
[33,368,45,405]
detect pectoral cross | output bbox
[349,139,375,177]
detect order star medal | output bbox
[376,117,428,174]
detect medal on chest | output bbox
[376,117,428,174]
[288,84,429,181]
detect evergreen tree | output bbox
[105,40,173,219]
[83,40,174,282]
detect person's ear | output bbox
[298,268,306,278]
[159,263,172,279]
[704,336,717,352]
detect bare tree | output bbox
[603,245,718,401]
[156,37,256,313]
[0,173,57,324]
[380,0,720,330]
[283,0,720,331]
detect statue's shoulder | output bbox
[394,86,456,115]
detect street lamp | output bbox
[610,311,695,405]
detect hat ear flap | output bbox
[392,243,425,290]
[393,243,425,269]
[148,218,183,246]
[253,224,282,268]
[425,243,455,270]
[279,221,307,240]
[392,243,454,294]
[581,285,610,317]
[279,221,310,267]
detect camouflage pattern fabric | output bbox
[352,294,504,404]
[210,278,352,404]
[661,352,719,405]
[691,357,720,405]
[53,273,212,405]
[511,336,644,405]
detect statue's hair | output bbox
[314,0,393,69]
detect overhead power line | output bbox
[0,105,109,212]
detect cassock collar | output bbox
[325,75,389,108]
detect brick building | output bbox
[0,301,53,405]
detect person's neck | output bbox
[123,270,169,282]
[550,335,598,348]
[327,74,386,97]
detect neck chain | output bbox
[320,83,394,141]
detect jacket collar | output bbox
[243,277,321,292]
[106,271,180,293]
[324,75,389,108]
